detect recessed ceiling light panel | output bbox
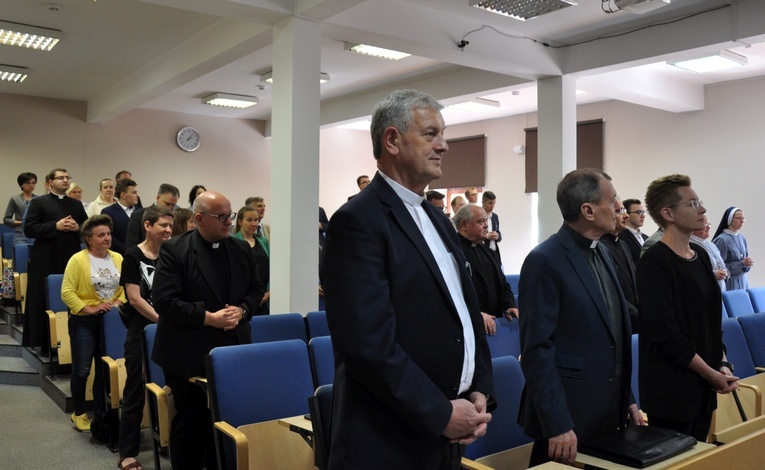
[0,20,60,51]
[668,50,747,74]
[0,64,28,83]
[202,92,258,109]
[344,43,410,60]
[470,0,578,21]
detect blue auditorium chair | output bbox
[722,289,755,318]
[306,310,330,339]
[249,312,307,343]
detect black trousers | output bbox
[165,370,218,470]
[118,316,150,458]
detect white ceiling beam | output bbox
[87,18,271,123]
[320,66,529,126]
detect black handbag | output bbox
[579,425,697,468]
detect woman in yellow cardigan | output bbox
[62,214,126,433]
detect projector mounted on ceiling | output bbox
[614,0,671,14]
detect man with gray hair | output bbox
[323,89,494,468]
[518,168,643,466]
[454,205,518,337]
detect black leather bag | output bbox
[579,425,697,468]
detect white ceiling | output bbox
[2,0,764,128]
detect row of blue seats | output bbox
[722,288,765,317]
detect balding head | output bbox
[193,191,233,242]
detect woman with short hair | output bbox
[61,215,125,433]
[3,172,37,245]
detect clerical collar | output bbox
[195,230,223,249]
[378,171,425,206]
[458,233,480,248]
[49,191,66,200]
[564,223,599,249]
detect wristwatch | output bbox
[720,361,734,373]
[240,305,249,322]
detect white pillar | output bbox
[537,76,577,242]
[269,16,322,315]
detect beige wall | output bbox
[1,93,270,218]
[4,75,764,287]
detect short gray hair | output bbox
[452,204,477,230]
[557,168,611,223]
[370,89,443,160]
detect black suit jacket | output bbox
[601,233,639,333]
[322,173,495,468]
[519,225,633,442]
[152,230,265,378]
[125,207,146,248]
[101,203,131,255]
[620,229,648,265]
[459,234,515,317]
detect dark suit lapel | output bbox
[191,233,226,306]
[558,227,614,337]
[372,177,459,316]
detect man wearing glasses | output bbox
[620,198,649,264]
[24,168,88,354]
[152,191,265,470]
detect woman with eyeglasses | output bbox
[232,206,270,314]
[637,174,738,441]
[712,207,753,291]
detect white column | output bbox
[269,16,322,315]
[537,76,577,242]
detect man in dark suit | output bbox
[101,178,138,254]
[454,204,518,336]
[322,89,494,469]
[152,191,264,470]
[620,198,649,264]
[23,168,87,351]
[481,190,502,264]
[519,169,643,467]
[601,199,640,333]
[125,183,179,247]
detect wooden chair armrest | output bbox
[13,272,20,301]
[712,414,765,444]
[737,383,762,416]
[214,420,249,470]
[146,382,173,446]
[101,355,121,409]
[461,457,494,470]
[46,310,58,348]
[755,367,765,373]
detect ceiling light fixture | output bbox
[0,64,28,83]
[469,0,578,21]
[344,43,410,60]
[259,71,330,84]
[446,98,500,112]
[202,93,258,109]
[0,20,61,51]
[668,50,748,73]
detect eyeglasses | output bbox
[628,210,646,216]
[201,212,236,223]
[53,176,73,181]
[733,217,746,222]
[668,200,704,210]
[615,208,627,214]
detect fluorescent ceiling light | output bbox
[344,43,410,60]
[259,71,330,84]
[470,0,578,21]
[0,20,60,51]
[446,98,500,112]
[668,50,748,73]
[0,64,28,83]
[202,93,258,109]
